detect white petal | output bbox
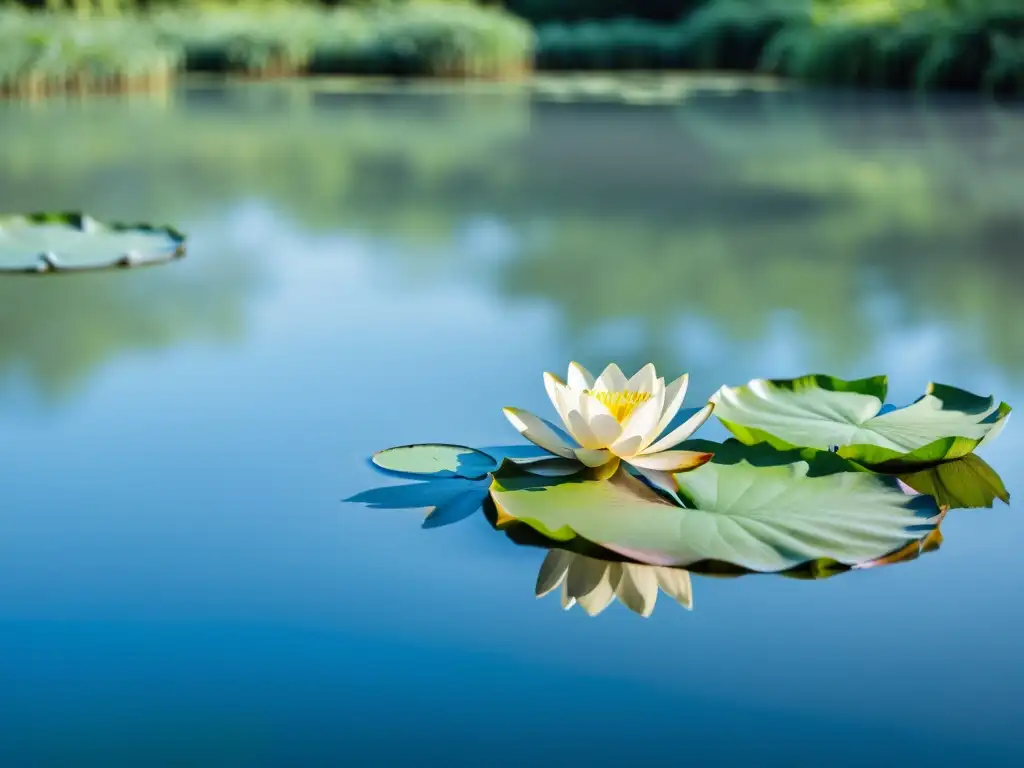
[568,559,620,617]
[641,402,715,455]
[611,383,665,457]
[581,392,622,446]
[574,448,613,467]
[543,371,566,415]
[503,407,575,459]
[655,568,693,610]
[628,450,714,472]
[567,361,595,392]
[560,580,576,610]
[545,374,583,444]
[625,363,657,394]
[615,565,659,618]
[566,406,603,449]
[642,373,689,452]
[594,363,627,393]
[535,550,572,597]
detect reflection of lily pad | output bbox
[0,212,186,273]
[489,455,940,573]
[711,374,1011,470]
[371,444,498,480]
[898,455,1010,510]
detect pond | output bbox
[0,77,1022,765]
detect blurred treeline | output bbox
[1,1,1022,95]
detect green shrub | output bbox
[762,4,1024,94]
[504,0,704,23]
[677,0,809,70]
[311,4,533,77]
[535,2,810,72]
[0,9,179,97]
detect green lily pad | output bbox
[488,453,940,573]
[371,443,498,480]
[898,455,1010,510]
[711,374,1011,470]
[0,212,186,273]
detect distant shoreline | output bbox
[2,4,1021,101]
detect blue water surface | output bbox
[0,79,1021,766]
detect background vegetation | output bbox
[0,1,1021,95]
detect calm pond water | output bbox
[0,77,1022,765]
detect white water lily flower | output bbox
[535,549,693,618]
[503,362,714,474]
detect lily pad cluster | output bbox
[359,363,1011,618]
[0,212,186,274]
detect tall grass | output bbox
[0,9,179,98]
[0,2,533,98]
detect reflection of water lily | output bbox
[535,549,693,618]
[503,363,714,475]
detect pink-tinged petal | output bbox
[640,402,715,455]
[594,363,627,393]
[503,407,576,459]
[580,391,622,446]
[574,448,613,467]
[567,361,595,391]
[625,363,657,395]
[628,450,714,472]
[643,373,689,452]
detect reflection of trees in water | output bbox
[0,84,530,238]
[1,82,1021,380]
[0,252,260,401]
[498,92,1024,378]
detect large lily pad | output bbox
[711,374,1011,470]
[488,453,940,573]
[0,212,185,273]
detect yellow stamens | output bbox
[587,390,652,423]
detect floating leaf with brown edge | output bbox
[898,454,1009,510]
[0,212,186,273]
[711,374,1010,471]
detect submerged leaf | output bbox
[489,452,940,573]
[371,444,498,480]
[0,212,185,273]
[711,374,1010,470]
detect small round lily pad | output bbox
[0,212,186,274]
[372,444,499,480]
